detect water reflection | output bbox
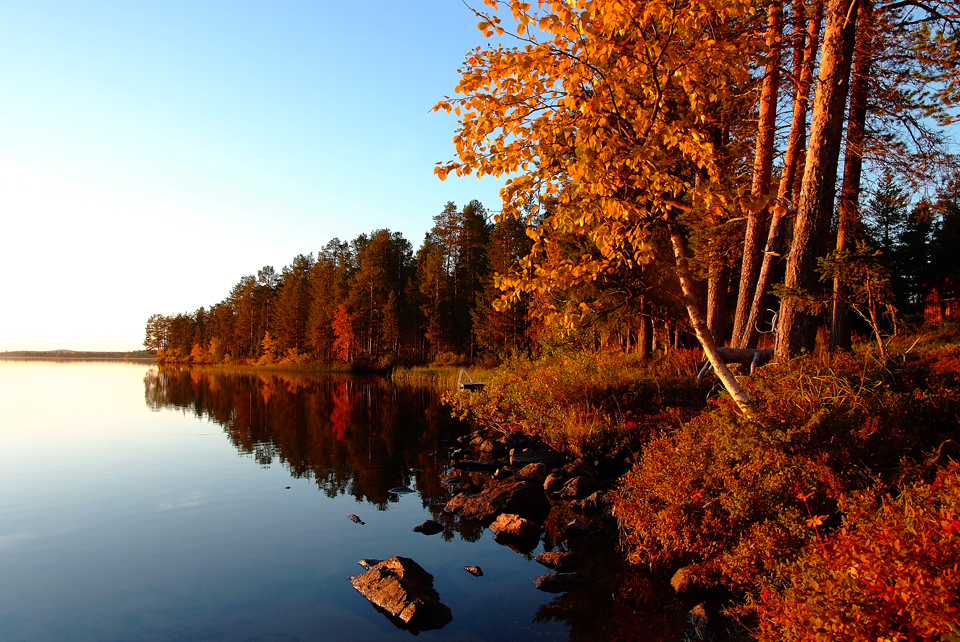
[141,366,695,641]
[144,367,464,511]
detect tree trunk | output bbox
[831,0,874,352]
[708,263,731,346]
[776,0,858,359]
[668,220,752,414]
[742,0,823,349]
[639,296,653,359]
[732,1,784,348]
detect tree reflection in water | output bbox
[143,367,466,512]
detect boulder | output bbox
[543,473,567,494]
[444,481,550,524]
[515,462,548,482]
[534,551,578,573]
[560,476,601,500]
[464,566,483,577]
[489,513,540,538]
[412,520,444,535]
[479,440,503,453]
[533,573,585,593]
[351,557,452,631]
[670,565,698,594]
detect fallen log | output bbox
[697,347,774,380]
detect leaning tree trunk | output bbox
[743,0,824,349]
[732,0,784,348]
[667,219,752,414]
[776,0,858,359]
[831,0,875,352]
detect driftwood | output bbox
[697,347,774,381]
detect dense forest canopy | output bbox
[149,0,959,385]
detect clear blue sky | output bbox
[0,1,504,351]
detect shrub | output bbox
[752,463,960,641]
[614,349,960,590]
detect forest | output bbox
[144,175,959,371]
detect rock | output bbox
[492,467,512,480]
[562,458,592,477]
[359,558,382,569]
[534,551,578,573]
[409,468,423,473]
[533,573,585,593]
[560,476,601,500]
[351,557,452,631]
[444,481,550,524]
[412,520,444,535]
[464,566,483,577]
[451,448,466,460]
[543,473,567,493]
[470,435,484,447]
[562,519,598,538]
[689,602,709,628]
[489,513,540,538]
[389,486,415,495]
[479,440,503,453]
[515,462,548,482]
[453,459,500,472]
[670,565,697,593]
[441,475,464,487]
[570,490,605,512]
[348,514,365,525]
[509,448,565,468]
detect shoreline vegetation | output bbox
[442,326,960,640]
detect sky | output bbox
[0,1,506,351]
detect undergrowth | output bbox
[444,348,709,459]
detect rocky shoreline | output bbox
[351,426,620,632]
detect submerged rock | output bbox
[444,481,550,524]
[534,551,578,573]
[348,514,365,525]
[351,557,452,631]
[388,486,415,495]
[453,459,500,472]
[412,520,444,536]
[533,573,585,593]
[464,565,483,577]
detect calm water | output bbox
[0,360,689,642]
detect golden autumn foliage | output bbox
[435,0,767,325]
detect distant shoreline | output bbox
[0,350,156,361]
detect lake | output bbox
[0,360,690,641]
